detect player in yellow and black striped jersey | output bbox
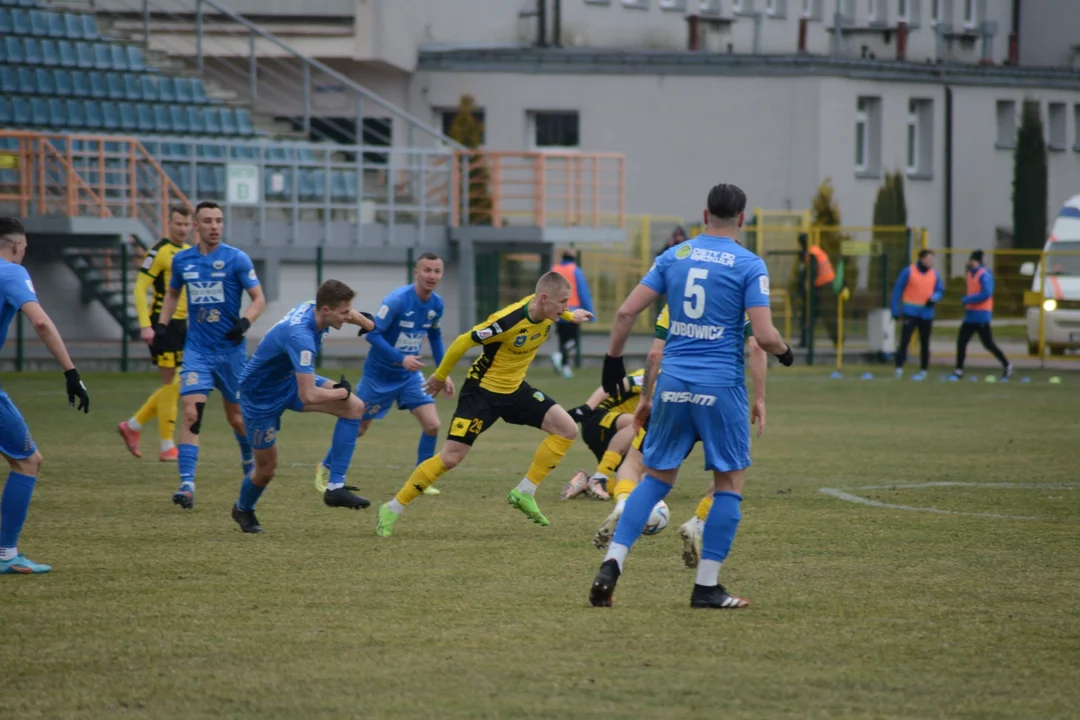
[374,271,594,537]
[116,207,193,462]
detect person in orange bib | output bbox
[890,249,944,380]
[952,250,1013,380]
[549,251,595,378]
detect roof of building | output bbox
[417,47,1080,89]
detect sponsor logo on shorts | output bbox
[659,391,716,406]
[533,391,545,402]
[669,322,725,340]
[691,248,736,267]
[186,372,199,385]
[449,417,471,437]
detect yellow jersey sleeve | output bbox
[654,304,670,341]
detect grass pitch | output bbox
[2,367,1079,719]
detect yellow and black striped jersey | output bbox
[595,368,645,419]
[138,238,190,324]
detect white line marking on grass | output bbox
[819,482,1080,521]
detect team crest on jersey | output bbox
[514,335,527,347]
[675,244,692,259]
[213,260,225,270]
[533,391,545,402]
[428,310,437,319]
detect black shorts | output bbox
[582,410,629,462]
[150,318,186,369]
[447,380,557,446]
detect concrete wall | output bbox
[1019,0,1080,68]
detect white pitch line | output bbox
[854,482,1080,491]
[818,487,1044,521]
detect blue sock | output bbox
[178,444,199,488]
[611,475,672,550]
[329,417,361,486]
[0,472,37,550]
[236,473,266,512]
[235,430,253,465]
[320,447,332,470]
[416,432,437,467]
[701,491,743,563]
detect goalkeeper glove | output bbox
[333,374,352,400]
[65,368,90,413]
[225,317,251,344]
[356,311,375,337]
[602,355,627,399]
[775,346,795,367]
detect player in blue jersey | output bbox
[313,253,452,498]
[155,202,266,510]
[231,280,375,533]
[0,218,90,574]
[589,184,793,609]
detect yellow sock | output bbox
[396,455,448,506]
[596,450,622,481]
[156,378,180,442]
[612,479,638,501]
[524,434,575,486]
[695,494,714,522]
[134,387,165,426]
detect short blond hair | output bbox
[536,271,571,295]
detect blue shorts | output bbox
[180,345,247,403]
[357,370,432,421]
[0,388,36,460]
[642,375,750,473]
[242,375,331,450]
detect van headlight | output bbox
[1043,299,1058,312]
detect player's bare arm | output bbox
[157,285,181,327]
[423,329,475,396]
[346,308,375,333]
[747,336,766,436]
[21,301,89,412]
[746,305,793,364]
[634,337,665,428]
[296,372,354,406]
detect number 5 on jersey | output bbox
[683,268,708,320]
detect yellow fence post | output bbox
[834,287,850,376]
[1038,249,1047,362]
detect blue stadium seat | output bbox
[219,108,238,136]
[203,107,222,135]
[28,9,47,36]
[53,68,72,96]
[2,38,22,64]
[162,142,190,160]
[93,43,110,70]
[47,10,65,38]
[17,0,39,7]
[169,105,188,133]
[12,97,30,126]
[230,145,257,160]
[110,44,127,71]
[172,77,192,104]
[81,14,99,41]
[0,97,10,126]
[0,67,16,94]
[23,37,42,65]
[57,39,76,67]
[118,102,136,131]
[124,73,140,100]
[47,97,65,126]
[105,72,123,100]
[75,41,93,69]
[191,78,208,104]
[0,9,11,36]
[10,9,29,35]
[88,71,106,99]
[29,97,48,126]
[126,46,145,72]
[136,103,153,132]
[34,68,53,95]
[153,104,170,132]
[140,141,159,156]
[330,170,348,203]
[236,109,254,136]
[140,74,158,102]
[17,67,35,94]
[164,163,192,196]
[70,70,89,97]
[296,146,315,164]
[63,12,82,39]
[265,145,289,163]
[197,144,224,160]
[100,101,118,131]
[83,99,101,129]
[157,76,176,103]
[41,39,58,66]
[185,106,204,134]
[65,98,84,128]
[298,169,318,202]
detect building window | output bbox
[1048,102,1067,151]
[855,96,881,175]
[897,0,907,21]
[765,0,787,16]
[801,0,813,17]
[700,0,721,12]
[929,0,939,23]
[1074,105,1080,151]
[660,0,688,10]
[996,100,1017,149]
[868,0,884,23]
[531,111,580,149]
[441,108,485,146]
[962,0,976,27]
[731,0,743,11]
[907,99,933,178]
[622,0,649,8]
[856,101,869,172]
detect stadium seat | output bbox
[29,97,48,126]
[17,67,35,94]
[330,170,348,203]
[110,45,128,72]
[0,97,10,125]
[24,38,43,65]
[70,70,89,97]
[88,71,106,99]
[185,106,204,134]
[106,72,124,100]
[135,103,153,132]
[83,99,101,128]
[265,145,289,163]
[100,101,118,131]
[75,41,93,69]
[54,69,72,96]
[118,102,137,131]
[93,43,110,70]
[140,74,158,102]
[161,142,190,160]
[28,9,47,36]
[169,105,188,134]
[298,169,318,201]
[63,12,82,39]
[0,67,16,94]
[164,163,193,196]
[126,46,145,72]
[2,38,22,64]
[173,77,193,104]
[81,14,99,41]
[41,39,59,66]
[219,108,238,136]
[65,98,85,128]
[296,146,315,164]
[34,67,53,95]
[140,141,159,156]
[0,9,11,35]
[10,9,29,35]
[191,78,208,104]
[203,107,222,135]
[153,104,171,133]
[47,10,65,38]
[230,145,257,160]
[157,76,176,103]
[12,97,29,126]
[58,39,77,67]
[47,97,65,127]
[196,165,216,198]
[124,73,140,100]
[236,108,254,136]
[197,144,224,160]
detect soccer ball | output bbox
[642,500,670,536]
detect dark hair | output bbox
[918,249,934,260]
[316,279,356,309]
[561,250,576,262]
[416,252,442,263]
[969,249,984,263]
[195,201,221,216]
[0,217,26,244]
[169,205,192,219]
[706,184,747,220]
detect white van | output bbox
[1022,195,1080,355]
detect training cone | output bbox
[830,370,843,379]
[969,375,979,382]
[861,372,874,380]
[985,375,997,383]
[1049,376,1062,384]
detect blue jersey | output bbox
[169,243,259,354]
[365,285,445,380]
[0,259,38,356]
[239,301,325,415]
[641,234,770,386]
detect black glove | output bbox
[775,345,794,367]
[151,323,169,355]
[332,374,352,400]
[925,300,936,309]
[567,404,594,424]
[602,354,627,399]
[64,368,89,413]
[356,311,375,337]
[225,317,251,344]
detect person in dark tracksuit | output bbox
[891,249,944,381]
[952,250,1013,380]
